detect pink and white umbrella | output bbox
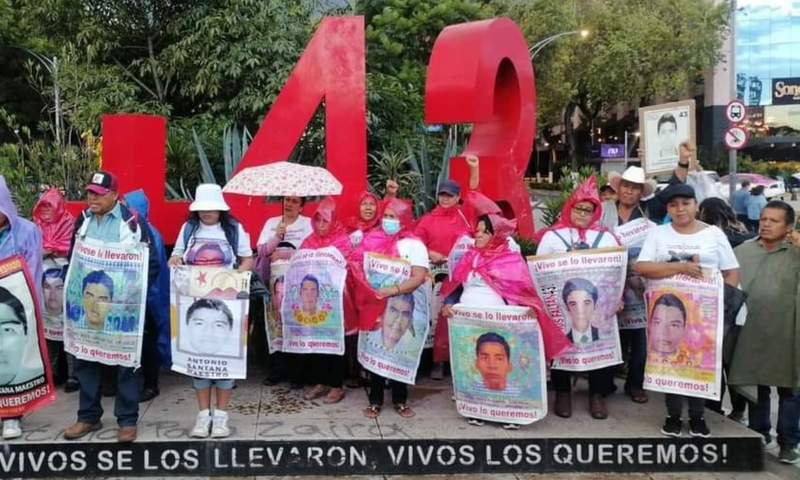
[223,161,343,197]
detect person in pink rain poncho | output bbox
[535,175,621,421]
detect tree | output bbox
[497,0,730,169]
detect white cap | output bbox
[190,184,230,212]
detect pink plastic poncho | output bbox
[350,198,420,331]
[344,190,381,234]
[534,175,615,244]
[435,213,571,362]
[33,188,75,257]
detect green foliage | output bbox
[541,166,607,228]
[495,0,729,166]
[513,235,537,257]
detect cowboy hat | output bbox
[607,167,657,198]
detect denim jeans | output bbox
[748,385,800,448]
[74,359,141,427]
[620,328,646,391]
[666,393,705,420]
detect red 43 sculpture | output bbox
[66,16,536,242]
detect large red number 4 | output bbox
[426,18,536,238]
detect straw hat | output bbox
[607,167,657,198]
[190,184,230,212]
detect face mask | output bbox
[382,218,401,235]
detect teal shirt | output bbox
[0,226,9,245]
[85,203,123,242]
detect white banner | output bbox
[357,253,430,384]
[528,247,626,371]
[615,219,656,329]
[64,239,148,368]
[170,266,251,379]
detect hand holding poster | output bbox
[64,238,148,368]
[643,272,723,401]
[358,252,430,384]
[528,247,626,371]
[280,247,346,355]
[449,305,547,425]
[0,256,57,418]
[265,259,289,353]
[170,266,251,379]
[614,219,656,329]
[41,256,68,341]
[639,99,696,175]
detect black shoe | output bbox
[660,416,683,437]
[263,375,283,386]
[689,418,711,438]
[64,378,80,393]
[139,387,159,403]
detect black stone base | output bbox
[0,436,763,477]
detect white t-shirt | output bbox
[172,222,252,269]
[462,270,505,306]
[636,223,739,270]
[257,215,313,249]
[536,227,619,256]
[349,229,364,247]
[396,238,429,269]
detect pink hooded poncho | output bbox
[435,213,571,362]
[33,188,75,257]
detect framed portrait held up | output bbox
[638,100,696,175]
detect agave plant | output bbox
[166,125,253,200]
[405,136,455,218]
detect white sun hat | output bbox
[190,184,230,212]
[607,166,657,198]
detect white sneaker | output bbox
[211,412,230,438]
[190,413,212,438]
[2,419,21,439]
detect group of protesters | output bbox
[0,143,798,464]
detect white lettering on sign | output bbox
[774,81,800,101]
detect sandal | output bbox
[394,403,416,419]
[323,388,345,405]
[467,418,485,426]
[363,404,381,419]
[302,384,329,401]
[627,388,649,404]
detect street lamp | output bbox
[11,46,62,145]
[529,29,590,59]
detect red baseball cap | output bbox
[85,171,120,195]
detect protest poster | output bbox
[41,256,68,341]
[639,99,696,175]
[447,234,474,276]
[64,238,148,368]
[614,219,657,330]
[643,272,723,401]
[358,252,430,384]
[265,259,289,353]
[170,266,251,379]
[527,247,626,371]
[280,247,347,355]
[449,304,547,425]
[426,263,448,350]
[0,255,57,417]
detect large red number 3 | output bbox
[426,18,536,238]
[67,17,536,241]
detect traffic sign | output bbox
[724,126,747,150]
[725,100,747,123]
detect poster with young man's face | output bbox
[41,257,68,341]
[639,100,696,175]
[0,255,57,418]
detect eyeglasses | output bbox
[572,206,595,216]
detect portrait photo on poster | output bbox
[0,270,45,387]
[177,296,245,359]
[368,287,428,356]
[561,277,602,344]
[639,99,696,175]
[66,266,144,334]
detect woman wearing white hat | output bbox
[168,184,253,439]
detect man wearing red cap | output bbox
[63,171,160,443]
